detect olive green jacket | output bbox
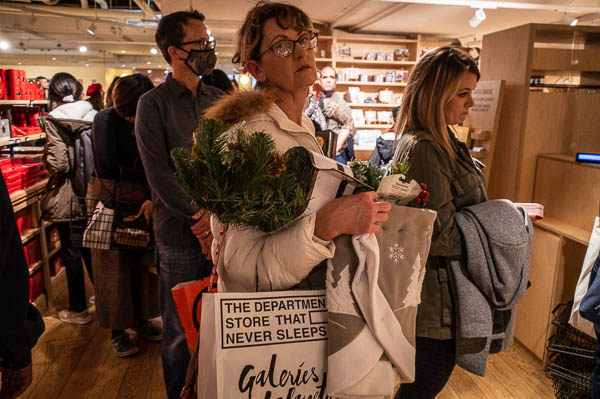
[394,129,487,339]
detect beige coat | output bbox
[204,90,336,293]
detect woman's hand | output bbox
[314,191,392,241]
[135,200,153,221]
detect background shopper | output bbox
[42,72,97,325]
[134,10,222,398]
[88,73,161,358]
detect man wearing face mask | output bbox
[134,9,223,399]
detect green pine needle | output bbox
[171,119,313,232]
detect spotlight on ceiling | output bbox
[150,48,158,55]
[147,69,152,73]
[79,46,88,53]
[560,13,579,26]
[468,8,486,28]
[87,22,97,35]
[0,41,9,50]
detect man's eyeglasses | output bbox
[258,32,318,58]
[178,38,216,51]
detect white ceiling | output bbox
[0,0,599,71]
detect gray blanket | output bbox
[450,199,532,376]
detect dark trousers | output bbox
[395,337,456,399]
[155,241,211,399]
[57,222,93,312]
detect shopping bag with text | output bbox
[197,290,328,399]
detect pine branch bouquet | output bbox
[349,156,429,206]
[171,119,314,232]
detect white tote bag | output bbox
[82,200,114,250]
[197,290,328,399]
[569,217,600,336]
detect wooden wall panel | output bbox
[481,24,533,200]
[533,155,600,232]
[514,226,561,360]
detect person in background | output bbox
[392,47,484,399]
[305,79,354,159]
[87,74,160,358]
[104,77,120,109]
[370,105,400,166]
[203,1,390,292]
[42,72,97,325]
[86,83,104,111]
[0,173,45,399]
[319,65,355,163]
[35,76,49,100]
[201,68,234,94]
[134,10,222,398]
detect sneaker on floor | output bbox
[58,309,92,325]
[88,296,95,305]
[111,333,139,358]
[134,322,162,341]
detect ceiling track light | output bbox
[87,22,97,35]
[468,8,486,28]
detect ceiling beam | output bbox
[377,0,600,13]
[132,0,158,20]
[331,0,373,29]
[347,3,409,32]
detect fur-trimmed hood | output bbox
[203,89,278,125]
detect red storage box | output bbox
[0,69,6,100]
[23,238,40,267]
[0,156,13,169]
[14,208,33,236]
[6,69,23,100]
[29,270,43,302]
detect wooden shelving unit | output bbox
[313,30,453,160]
[0,132,46,147]
[1,98,64,309]
[480,24,600,362]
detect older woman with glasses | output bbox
[204,1,391,293]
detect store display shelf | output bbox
[319,35,333,40]
[355,123,393,129]
[10,178,47,202]
[21,228,41,244]
[29,260,42,276]
[334,59,416,67]
[315,58,333,63]
[337,81,407,87]
[0,100,49,106]
[354,148,374,161]
[0,132,46,147]
[48,243,61,259]
[51,266,66,285]
[530,83,600,89]
[531,48,600,72]
[534,217,591,246]
[348,103,398,108]
[32,293,47,313]
[335,36,417,44]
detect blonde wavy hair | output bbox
[232,1,313,73]
[395,46,479,157]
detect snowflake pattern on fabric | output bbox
[326,264,360,316]
[424,225,433,240]
[389,242,405,264]
[403,253,426,308]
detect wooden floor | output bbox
[13,284,555,399]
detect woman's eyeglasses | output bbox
[258,32,318,58]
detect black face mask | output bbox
[177,48,216,76]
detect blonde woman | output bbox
[392,47,486,398]
[204,1,391,293]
